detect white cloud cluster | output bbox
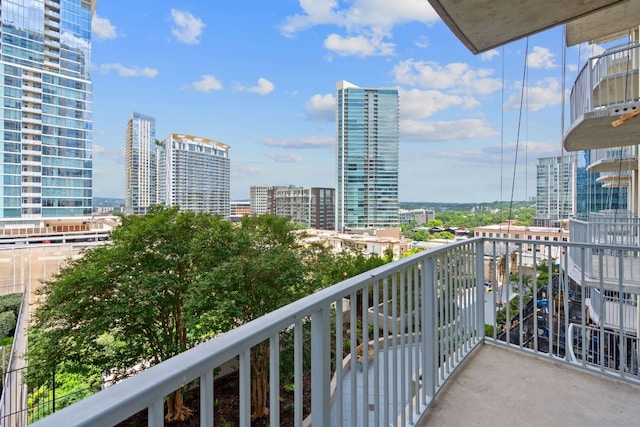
[92,14,117,40]
[99,63,158,78]
[305,94,335,121]
[263,136,333,149]
[324,33,394,57]
[281,0,439,57]
[504,77,562,112]
[235,78,275,95]
[191,75,223,92]
[171,9,205,44]
[393,60,502,95]
[527,46,556,69]
[480,49,499,62]
[399,88,479,120]
[268,152,303,163]
[401,119,498,141]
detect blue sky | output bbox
[90,0,594,203]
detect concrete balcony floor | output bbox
[419,344,640,427]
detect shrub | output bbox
[0,311,16,339]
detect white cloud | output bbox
[268,152,303,163]
[414,35,429,49]
[171,9,205,45]
[480,49,499,62]
[434,140,558,164]
[93,144,124,163]
[235,78,275,95]
[324,32,395,57]
[249,78,275,95]
[393,60,502,95]
[92,14,117,40]
[527,46,556,69]
[232,165,266,178]
[306,94,335,121]
[504,78,562,112]
[98,63,158,78]
[280,0,439,36]
[401,119,498,141]
[263,136,333,149]
[399,88,479,120]
[190,75,223,92]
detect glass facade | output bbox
[575,149,627,217]
[125,112,157,215]
[0,0,94,219]
[336,81,399,232]
[158,134,230,218]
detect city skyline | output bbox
[91,1,591,203]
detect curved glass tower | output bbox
[0,0,95,220]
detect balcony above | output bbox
[426,0,629,54]
[565,42,640,152]
[587,155,638,173]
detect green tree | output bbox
[30,206,222,421]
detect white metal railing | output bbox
[25,238,640,426]
[570,42,640,123]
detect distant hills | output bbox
[93,197,125,208]
[400,201,534,211]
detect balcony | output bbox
[565,42,640,152]
[15,233,638,427]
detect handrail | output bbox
[26,237,640,426]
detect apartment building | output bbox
[158,134,230,218]
[534,156,576,227]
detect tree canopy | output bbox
[29,207,327,421]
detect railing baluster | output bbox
[362,284,369,426]
[350,291,357,426]
[148,399,164,427]
[200,370,214,427]
[311,307,330,427]
[269,333,280,426]
[423,256,435,401]
[391,271,398,423]
[383,276,390,427]
[400,268,406,427]
[239,349,250,427]
[336,298,344,427]
[373,279,380,427]
[294,321,303,427]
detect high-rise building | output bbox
[125,112,157,215]
[335,80,399,233]
[250,185,273,215]
[158,134,230,218]
[271,186,335,230]
[575,149,627,217]
[534,156,577,226]
[0,0,95,222]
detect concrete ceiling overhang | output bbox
[566,0,640,46]
[564,111,640,152]
[587,157,638,173]
[427,0,626,54]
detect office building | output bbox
[335,80,399,232]
[158,134,230,218]
[125,112,157,215]
[0,0,95,222]
[230,201,250,221]
[398,208,434,225]
[534,156,576,226]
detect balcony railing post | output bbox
[311,306,330,426]
[422,256,436,399]
[476,240,485,341]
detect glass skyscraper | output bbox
[125,112,157,215]
[335,80,399,232]
[158,133,230,218]
[0,0,94,221]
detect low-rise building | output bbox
[301,228,412,260]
